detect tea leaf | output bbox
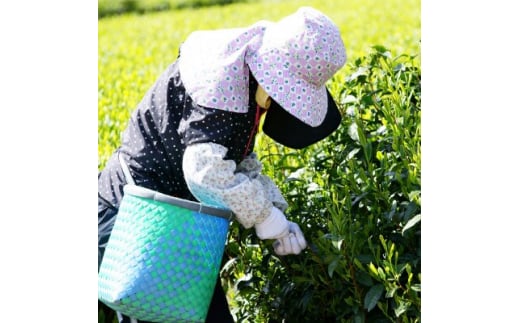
[402,214,421,235]
[394,301,410,317]
[332,238,344,251]
[328,257,339,278]
[364,284,384,311]
[348,122,359,142]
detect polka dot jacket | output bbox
[98,59,287,228]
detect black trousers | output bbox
[98,198,234,323]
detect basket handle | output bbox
[119,152,234,221]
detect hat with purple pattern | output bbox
[246,6,346,127]
[178,7,346,148]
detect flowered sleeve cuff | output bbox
[237,153,289,212]
[182,143,273,228]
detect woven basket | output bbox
[98,184,232,322]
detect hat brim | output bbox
[262,89,342,149]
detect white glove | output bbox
[272,222,307,256]
[254,207,307,255]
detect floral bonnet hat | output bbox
[179,6,347,148]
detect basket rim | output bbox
[123,184,234,220]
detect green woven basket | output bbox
[98,185,232,322]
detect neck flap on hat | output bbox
[178,21,271,113]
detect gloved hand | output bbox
[255,207,307,255]
[272,222,307,256]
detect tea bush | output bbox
[221,46,421,323]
